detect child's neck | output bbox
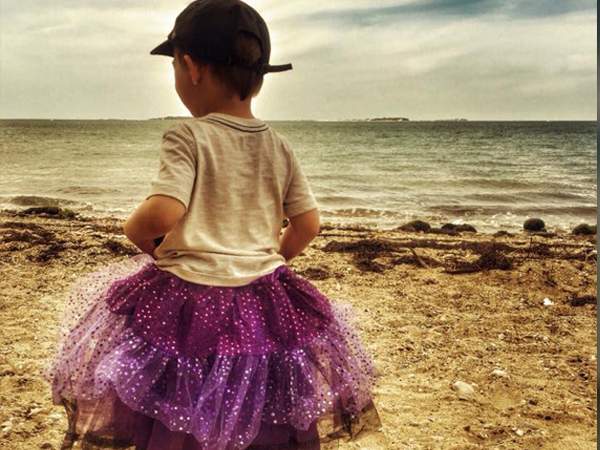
[201,98,255,120]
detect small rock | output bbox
[453,381,475,399]
[398,220,431,232]
[492,369,510,378]
[543,298,554,306]
[40,443,54,449]
[1,422,13,437]
[493,230,514,238]
[524,218,546,232]
[572,223,597,235]
[515,428,525,437]
[26,407,43,418]
[455,224,477,233]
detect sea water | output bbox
[0,119,596,233]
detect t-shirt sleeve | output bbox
[283,147,318,219]
[146,125,197,210]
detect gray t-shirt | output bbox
[146,112,318,287]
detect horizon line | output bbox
[0,117,597,122]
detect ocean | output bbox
[0,119,596,233]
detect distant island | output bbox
[149,116,191,120]
[364,117,410,122]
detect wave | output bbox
[324,207,402,218]
[426,203,597,217]
[53,186,123,196]
[451,179,535,189]
[6,195,79,207]
[466,191,594,203]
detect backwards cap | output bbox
[150,0,292,75]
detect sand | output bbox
[0,209,596,450]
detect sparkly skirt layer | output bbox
[41,254,383,450]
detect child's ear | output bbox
[183,55,202,85]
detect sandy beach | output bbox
[0,208,596,450]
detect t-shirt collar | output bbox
[200,112,268,132]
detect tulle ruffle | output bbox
[42,254,383,450]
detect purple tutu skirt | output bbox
[41,254,383,450]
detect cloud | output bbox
[301,0,597,26]
[0,0,596,120]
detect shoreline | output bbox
[0,206,597,238]
[0,209,596,449]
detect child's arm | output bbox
[278,208,320,262]
[123,195,186,257]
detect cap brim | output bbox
[263,63,293,73]
[150,40,174,56]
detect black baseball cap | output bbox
[150,0,292,75]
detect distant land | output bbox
[360,117,410,122]
[149,116,471,122]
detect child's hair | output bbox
[177,31,264,101]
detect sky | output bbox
[0,0,597,120]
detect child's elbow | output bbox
[290,208,320,237]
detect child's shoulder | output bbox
[162,119,202,137]
[160,119,212,150]
[161,117,294,158]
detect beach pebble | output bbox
[398,220,431,232]
[572,223,597,235]
[1,419,13,437]
[439,222,478,234]
[524,218,545,232]
[492,369,510,378]
[441,223,457,230]
[25,407,43,418]
[543,298,554,306]
[455,224,477,233]
[453,381,475,399]
[515,428,526,437]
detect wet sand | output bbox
[0,209,596,450]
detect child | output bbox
[41,0,383,449]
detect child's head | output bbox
[151,0,292,116]
[175,31,265,102]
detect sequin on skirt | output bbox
[41,253,383,450]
